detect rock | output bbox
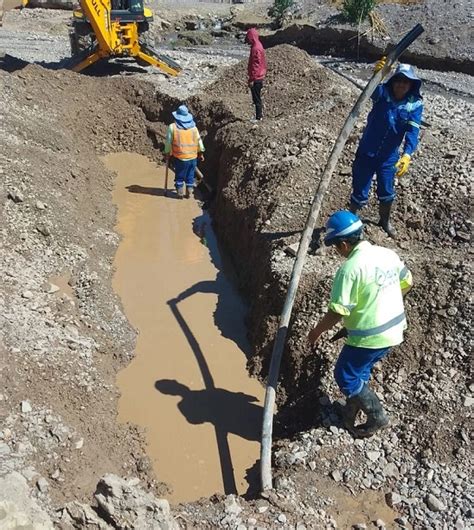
[224,495,242,516]
[47,283,60,294]
[94,474,178,529]
[352,524,367,530]
[51,469,60,480]
[21,291,33,300]
[61,501,109,529]
[258,506,268,513]
[277,514,287,523]
[36,223,51,237]
[386,491,402,506]
[383,462,399,478]
[74,438,84,450]
[309,461,317,471]
[331,470,343,482]
[366,450,381,462]
[8,190,24,203]
[0,472,53,527]
[375,519,386,529]
[285,243,299,257]
[0,442,11,456]
[425,493,446,512]
[21,400,32,413]
[463,396,474,407]
[35,200,46,210]
[36,477,49,492]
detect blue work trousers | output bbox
[174,158,197,189]
[351,151,398,206]
[334,344,389,397]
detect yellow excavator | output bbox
[0,0,181,75]
[68,0,181,74]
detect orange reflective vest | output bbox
[171,124,199,160]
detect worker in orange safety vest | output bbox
[164,105,205,199]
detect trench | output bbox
[106,152,264,503]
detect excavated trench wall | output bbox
[133,45,472,454]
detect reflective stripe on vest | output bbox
[171,124,199,160]
[347,312,406,337]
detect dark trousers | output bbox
[351,151,398,206]
[250,80,263,120]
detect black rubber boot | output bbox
[352,385,389,438]
[378,202,397,238]
[334,396,360,432]
[349,202,360,214]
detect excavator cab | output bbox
[69,0,181,75]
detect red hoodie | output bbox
[246,28,267,82]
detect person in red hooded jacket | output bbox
[245,28,267,121]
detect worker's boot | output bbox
[378,202,397,238]
[349,201,360,214]
[352,385,389,438]
[185,186,193,199]
[176,185,185,199]
[333,396,360,433]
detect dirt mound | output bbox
[0,64,165,512]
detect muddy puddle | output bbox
[105,152,264,503]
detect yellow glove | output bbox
[395,154,411,178]
[374,56,387,73]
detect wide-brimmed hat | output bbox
[172,105,195,125]
[387,63,422,94]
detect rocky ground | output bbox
[0,2,473,529]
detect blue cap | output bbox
[324,210,363,246]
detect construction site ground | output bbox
[0,1,473,529]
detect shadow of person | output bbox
[126,184,180,198]
[155,379,261,442]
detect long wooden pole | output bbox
[260,24,425,492]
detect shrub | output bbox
[269,0,295,28]
[341,0,376,24]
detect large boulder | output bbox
[94,474,179,530]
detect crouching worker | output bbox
[308,210,413,437]
[164,105,205,199]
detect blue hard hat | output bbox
[324,210,363,246]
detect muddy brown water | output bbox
[106,152,264,503]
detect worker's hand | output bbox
[395,153,411,178]
[308,327,322,345]
[198,153,205,162]
[374,56,387,73]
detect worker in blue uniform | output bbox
[350,60,423,238]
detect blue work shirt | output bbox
[358,83,423,161]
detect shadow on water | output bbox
[156,210,262,496]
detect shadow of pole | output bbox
[167,297,238,495]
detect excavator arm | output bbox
[70,0,181,74]
[2,0,181,74]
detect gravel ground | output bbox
[0,3,473,529]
